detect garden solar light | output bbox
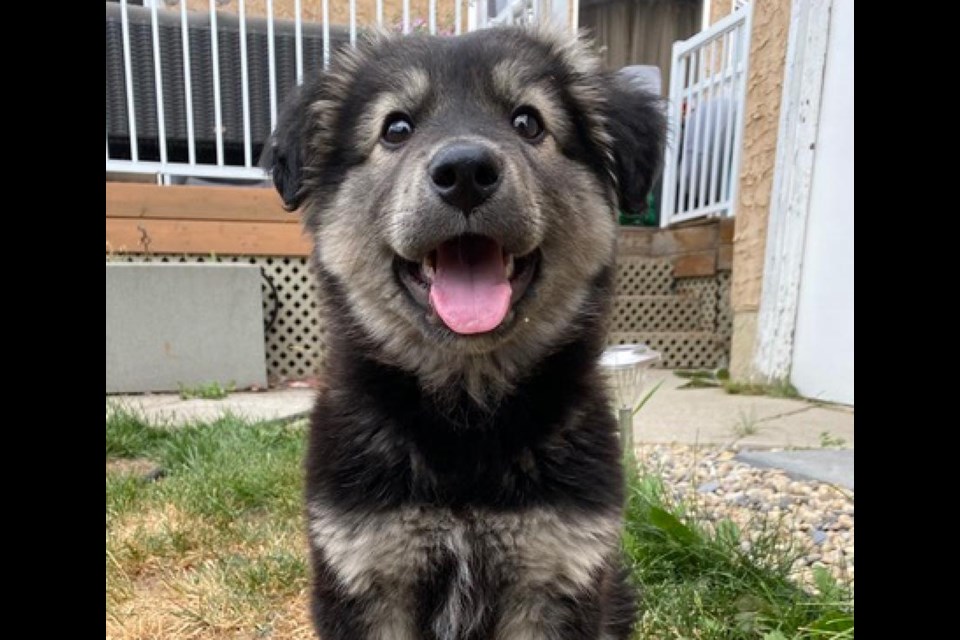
[599,344,661,457]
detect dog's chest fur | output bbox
[309,502,620,639]
[303,330,628,639]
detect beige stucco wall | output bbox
[728,0,791,314]
[710,1,791,378]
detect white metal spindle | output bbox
[429,0,437,34]
[350,0,357,45]
[659,40,683,227]
[708,31,730,207]
[675,53,692,215]
[322,0,330,68]
[267,0,278,130]
[377,0,383,27]
[180,0,196,165]
[697,38,716,210]
[403,0,410,33]
[295,0,303,86]
[149,1,167,166]
[120,0,138,162]
[455,0,462,35]
[687,46,706,214]
[720,25,741,205]
[239,0,252,167]
[209,0,224,166]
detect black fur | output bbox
[268,27,664,640]
[603,76,667,214]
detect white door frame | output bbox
[752,0,833,381]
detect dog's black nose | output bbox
[428,143,502,214]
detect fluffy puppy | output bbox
[268,25,665,640]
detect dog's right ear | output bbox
[262,87,313,212]
[599,73,667,216]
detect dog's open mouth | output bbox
[396,234,539,335]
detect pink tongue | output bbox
[429,237,511,334]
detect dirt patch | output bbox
[107,458,162,478]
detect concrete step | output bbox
[612,295,708,333]
[607,331,725,370]
[615,257,673,296]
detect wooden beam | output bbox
[106,218,312,256]
[673,251,717,278]
[106,182,294,223]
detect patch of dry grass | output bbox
[106,406,310,639]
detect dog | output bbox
[267,25,665,640]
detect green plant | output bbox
[675,368,726,390]
[177,380,236,400]
[723,379,800,399]
[623,467,854,638]
[674,369,801,399]
[632,378,665,416]
[819,431,847,448]
[732,408,760,438]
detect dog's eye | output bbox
[381,114,415,146]
[511,108,544,141]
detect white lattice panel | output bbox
[612,295,703,333]
[615,257,673,295]
[717,271,732,342]
[675,276,719,331]
[607,331,725,369]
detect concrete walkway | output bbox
[630,369,853,488]
[109,369,853,486]
[108,388,314,425]
[632,369,854,449]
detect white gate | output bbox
[659,2,752,227]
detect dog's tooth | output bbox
[422,257,436,282]
[505,254,515,279]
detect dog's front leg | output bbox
[310,564,418,640]
[494,592,607,640]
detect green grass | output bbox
[732,408,761,439]
[623,464,854,638]
[106,404,853,639]
[177,380,236,400]
[723,379,801,399]
[106,404,312,638]
[674,369,802,399]
[819,431,847,448]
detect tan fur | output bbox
[308,501,621,607]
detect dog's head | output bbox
[269,27,664,402]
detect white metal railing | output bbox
[481,0,572,30]
[659,2,752,227]
[106,0,571,184]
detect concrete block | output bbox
[106,263,267,393]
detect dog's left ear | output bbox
[261,87,312,212]
[601,75,667,215]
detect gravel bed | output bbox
[634,444,854,589]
